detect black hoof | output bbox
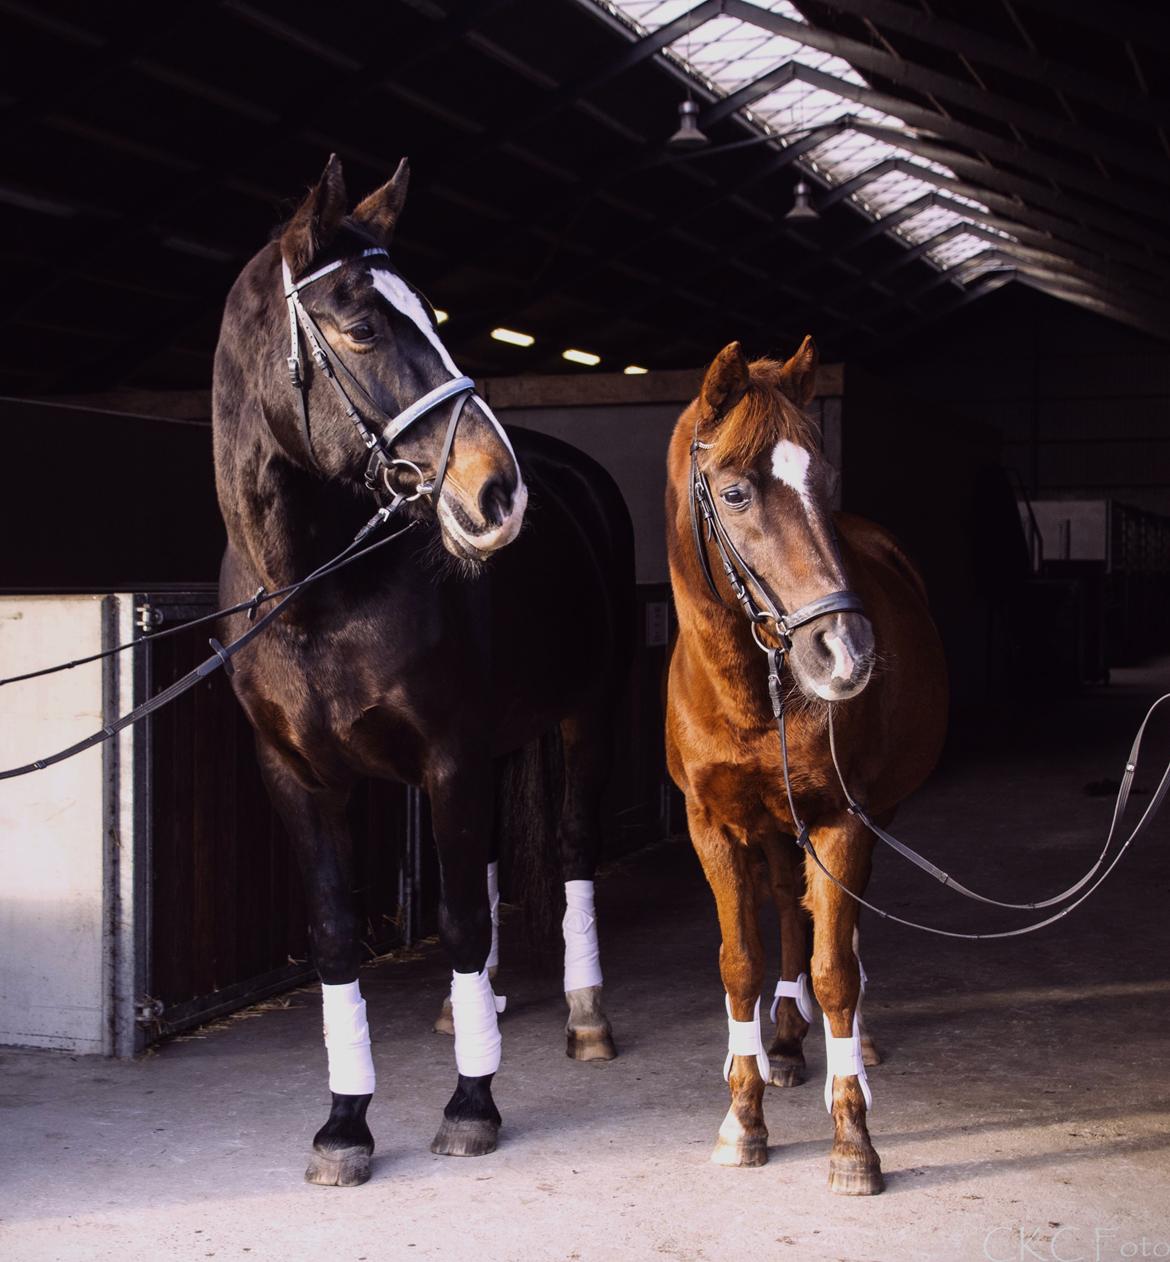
[430,1116,500,1157]
[305,1092,374,1187]
[305,1145,372,1186]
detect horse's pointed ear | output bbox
[351,157,410,246]
[699,341,750,423]
[779,334,818,406]
[281,154,348,278]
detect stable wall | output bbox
[871,285,1170,517]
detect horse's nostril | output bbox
[479,476,512,527]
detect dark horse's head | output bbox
[692,339,874,702]
[235,155,526,562]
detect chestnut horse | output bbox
[665,338,947,1194]
[214,157,632,1186]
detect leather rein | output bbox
[688,426,1170,939]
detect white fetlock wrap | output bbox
[450,968,502,1078]
[321,980,376,1096]
[769,972,815,1024]
[485,861,501,972]
[823,1011,872,1113]
[562,879,603,993]
[723,995,770,1082]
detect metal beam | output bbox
[808,0,1170,127]
[722,0,1170,186]
[853,272,1015,352]
[837,155,1170,284]
[1012,274,1170,341]
[781,62,1169,228]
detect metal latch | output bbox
[135,996,164,1027]
[136,603,164,633]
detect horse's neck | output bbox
[228,427,367,593]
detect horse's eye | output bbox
[721,486,750,508]
[347,322,376,343]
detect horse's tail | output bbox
[493,727,565,962]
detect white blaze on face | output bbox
[369,267,526,553]
[823,630,854,681]
[770,438,813,508]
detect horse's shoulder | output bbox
[835,513,929,606]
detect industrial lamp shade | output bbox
[669,99,709,149]
[785,177,819,221]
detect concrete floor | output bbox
[2,664,1169,1262]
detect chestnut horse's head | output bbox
[272,156,526,562]
[690,338,874,702]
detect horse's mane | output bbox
[707,358,818,467]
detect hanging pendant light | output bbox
[785,177,820,221]
[669,98,709,149]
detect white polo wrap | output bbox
[823,1011,872,1113]
[321,980,376,1096]
[562,879,603,993]
[723,995,770,1082]
[486,861,501,971]
[769,972,815,1024]
[451,968,503,1078]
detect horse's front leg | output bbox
[255,740,374,1188]
[759,833,812,1087]
[805,814,882,1195]
[690,804,769,1167]
[428,759,504,1157]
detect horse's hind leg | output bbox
[805,815,882,1196]
[759,834,812,1087]
[558,709,617,1062]
[255,741,374,1188]
[433,854,500,1037]
[853,926,881,1067]
[690,805,769,1167]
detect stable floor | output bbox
[2,664,1169,1262]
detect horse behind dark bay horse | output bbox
[213,156,633,1185]
[665,338,947,1194]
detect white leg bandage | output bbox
[321,980,376,1096]
[769,972,815,1024]
[562,879,603,993]
[451,968,502,1078]
[723,995,770,1081]
[485,861,501,971]
[823,1011,872,1113]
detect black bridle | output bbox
[688,431,865,652]
[283,246,477,501]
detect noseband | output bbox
[688,432,864,654]
[283,246,476,502]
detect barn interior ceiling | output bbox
[1,0,1166,401]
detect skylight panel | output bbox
[589,0,1020,288]
[928,234,994,269]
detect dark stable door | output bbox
[133,589,423,1041]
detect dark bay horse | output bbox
[213,157,632,1185]
[665,339,947,1195]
